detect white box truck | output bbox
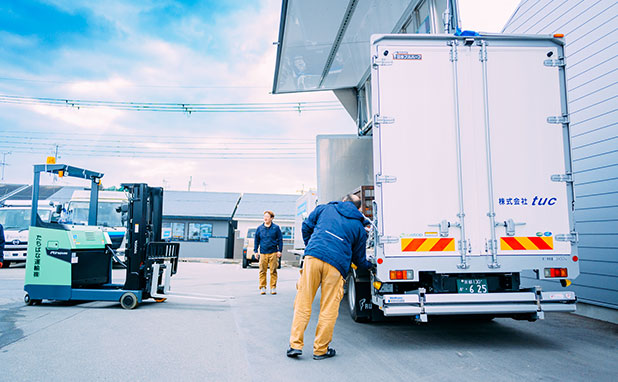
[343,33,578,322]
[63,190,128,262]
[0,200,55,267]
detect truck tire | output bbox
[347,275,372,323]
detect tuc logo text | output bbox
[498,196,557,206]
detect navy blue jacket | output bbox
[302,201,371,278]
[254,223,283,254]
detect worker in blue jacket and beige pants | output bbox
[287,194,373,360]
[254,210,283,295]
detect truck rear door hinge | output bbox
[378,235,399,245]
[372,55,393,68]
[555,233,578,243]
[544,58,565,67]
[551,174,573,182]
[547,115,569,124]
[374,115,395,125]
[376,174,397,184]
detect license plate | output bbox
[457,279,488,294]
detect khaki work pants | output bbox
[258,252,278,289]
[289,256,345,356]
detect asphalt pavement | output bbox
[1,262,616,381]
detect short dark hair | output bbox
[264,210,275,218]
[342,194,361,209]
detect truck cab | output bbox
[62,190,127,261]
[0,201,54,268]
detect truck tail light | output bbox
[389,270,414,280]
[544,268,568,278]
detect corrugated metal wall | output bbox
[503,0,618,309]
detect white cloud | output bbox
[0,0,357,192]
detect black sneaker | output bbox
[313,348,336,360]
[287,348,302,358]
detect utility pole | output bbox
[0,152,10,181]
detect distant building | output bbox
[1,183,300,261]
[504,0,618,316]
[162,191,241,259]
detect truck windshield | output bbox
[0,208,51,230]
[66,202,123,227]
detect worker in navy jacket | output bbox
[287,194,372,360]
[254,210,283,295]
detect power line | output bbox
[0,142,314,152]
[0,94,343,114]
[0,134,315,145]
[5,148,314,160]
[0,76,270,89]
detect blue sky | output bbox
[0,0,519,193]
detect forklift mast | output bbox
[121,183,164,291]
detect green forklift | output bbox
[24,164,180,309]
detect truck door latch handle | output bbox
[496,218,526,236]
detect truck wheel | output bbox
[242,256,248,268]
[24,293,33,305]
[120,292,138,310]
[347,276,371,323]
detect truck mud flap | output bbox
[379,289,576,319]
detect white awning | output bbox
[272,0,460,94]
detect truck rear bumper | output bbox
[378,289,576,319]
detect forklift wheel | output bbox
[120,292,138,310]
[154,298,167,303]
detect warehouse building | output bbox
[162,191,241,259]
[503,0,617,321]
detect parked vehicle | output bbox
[329,34,579,322]
[242,227,288,269]
[63,190,128,262]
[0,201,55,267]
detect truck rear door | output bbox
[371,40,464,262]
[370,35,577,280]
